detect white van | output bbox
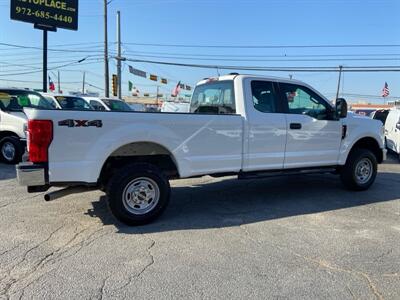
[384,109,400,157]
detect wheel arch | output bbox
[98,141,180,188]
[346,137,383,164]
[0,131,19,141]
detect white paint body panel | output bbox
[0,111,27,139]
[384,109,400,153]
[24,109,243,182]
[284,115,342,168]
[23,75,385,184]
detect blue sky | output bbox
[0,0,399,102]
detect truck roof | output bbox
[196,74,308,86]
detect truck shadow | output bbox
[0,163,16,180]
[88,168,400,234]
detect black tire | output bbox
[340,148,377,191]
[0,136,23,164]
[106,163,170,226]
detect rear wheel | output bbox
[0,136,23,164]
[106,163,170,225]
[340,148,377,191]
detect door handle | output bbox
[290,123,302,130]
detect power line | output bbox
[125,58,400,72]
[122,42,400,49]
[0,59,104,77]
[121,53,400,62]
[0,42,105,53]
[122,49,400,58]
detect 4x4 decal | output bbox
[58,119,103,128]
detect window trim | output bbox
[277,82,337,120]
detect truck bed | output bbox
[24,108,244,183]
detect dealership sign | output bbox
[10,0,78,30]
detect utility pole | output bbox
[82,71,86,94]
[335,65,343,101]
[116,10,122,99]
[104,0,110,97]
[43,30,48,92]
[57,70,61,93]
[156,85,159,104]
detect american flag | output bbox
[382,82,389,97]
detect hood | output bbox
[6,111,27,121]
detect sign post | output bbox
[10,0,79,91]
[43,29,47,92]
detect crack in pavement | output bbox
[6,224,110,299]
[98,276,110,300]
[238,224,384,300]
[0,224,65,298]
[117,236,156,291]
[0,193,46,211]
[0,244,22,257]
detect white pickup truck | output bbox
[16,75,386,225]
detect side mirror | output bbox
[396,123,400,130]
[336,98,348,118]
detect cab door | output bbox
[242,79,287,171]
[278,82,342,169]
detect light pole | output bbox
[104,0,112,97]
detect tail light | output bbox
[27,120,53,163]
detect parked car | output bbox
[54,95,94,110]
[16,74,386,225]
[39,93,62,109]
[128,103,146,112]
[83,97,133,112]
[371,109,390,125]
[0,89,55,163]
[383,109,400,157]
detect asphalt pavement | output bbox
[0,155,399,299]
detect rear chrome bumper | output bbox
[16,163,46,186]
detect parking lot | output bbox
[0,156,398,299]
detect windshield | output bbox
[55,96,94,110]
[102,99,132,111]
[42,96,60,109]
[0,90,55,111]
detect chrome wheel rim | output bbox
[1,142,15,162]
[355,158,373,184]
[122,177,160,215]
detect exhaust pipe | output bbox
[44,186,96,202]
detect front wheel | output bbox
[340,148,377,191]
[106,163,171,226]
[0,136,23,164]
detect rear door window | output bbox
[251,81,280,113]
